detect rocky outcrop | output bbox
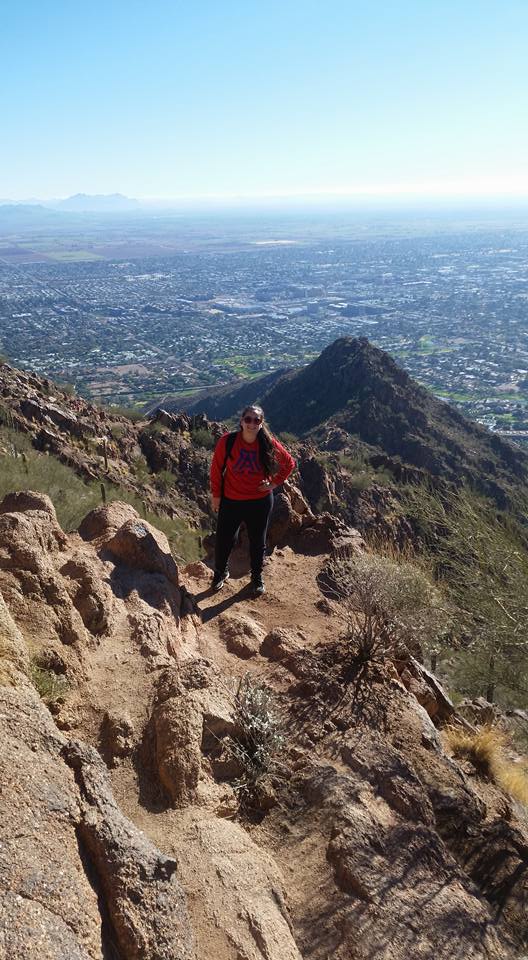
[64,741,195,960]
[218,612,265,659]
[0,675,104,960]
[0,590,29,686]
[78,500,140,544]
[2,476,528,960]
[0,362,217,525]
[260,627,302,662]
[173,816,302,960]
[60,554,114,635]
[0,580,196,960]
[0,499,87,647]
[152,661,239,813]
[105,517,179,585]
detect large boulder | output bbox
[59,554,114,635]
[0,489,58,520]
[105,518,179,586]
[152,661,239,811]
[78,501,140,544]
[218,612,265,659]
[0,509,86,647]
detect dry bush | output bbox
[444,725,507,775]
[226,674,284,804]
[319,552,450,664]
[444,724,528,805]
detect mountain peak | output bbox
[179,337,528,507]
[56,193,140,211]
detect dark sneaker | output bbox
[251,577,266,596]
[212,570,230,592]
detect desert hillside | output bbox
[2,349,528,958]
[1,482,528,959]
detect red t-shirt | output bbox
[210,432,296,500]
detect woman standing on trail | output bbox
[209,405,295,596]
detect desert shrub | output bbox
[106,405,145,423]
[131,456,151,484]
[277,431,298,446]
[337,452,367,473]
[144,419,168,435]
[444,724,528,805]
[400,482,528,705]
[226,675,284,805]
[154,469,176,494]
[0,426,203,561]
[30,662,69,705]
[0,402,16,429]
[347,472,374,493]
[320,552,450,664]
[56,380,76,397]
[190,426,215,450]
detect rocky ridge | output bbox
[176,337,528,513]
[1,488,528,959]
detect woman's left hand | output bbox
[258,480,275,492]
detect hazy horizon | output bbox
[2,1,527,201]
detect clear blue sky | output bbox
[1,0,527,201]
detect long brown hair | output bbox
[240,405,278,477]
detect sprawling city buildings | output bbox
[1,216,528,436]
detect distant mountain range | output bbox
[53,193,141,212]
[0,193,141,214]
[0,204,63,231]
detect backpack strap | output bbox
[220,432,237,497]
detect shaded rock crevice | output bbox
[73,830,124,960]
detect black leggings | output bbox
[214,494,273,579]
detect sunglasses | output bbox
[243,416,262,425]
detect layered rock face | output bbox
[1,491,528,959]
[0,495,197,959]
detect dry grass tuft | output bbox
[497,763,528,806]
[444,724,528,805]
[444,725,506,775]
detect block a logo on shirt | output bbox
[232,448,260,475]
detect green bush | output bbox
[0,430,103,529]
[400,482,528,705]
[106,405,145,423]
[31,662,69,704]
[154,469,176,494]
[277,431,298,446]
[190,427,215,450]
